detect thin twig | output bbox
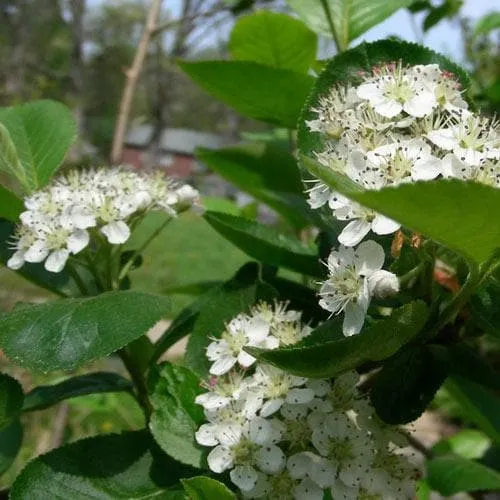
[110,0,163,164]
[49,403,69,449]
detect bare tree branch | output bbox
[110,0,163,165]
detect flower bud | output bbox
[368,270,400,299]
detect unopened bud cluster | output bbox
[195,302,417,499]
[8,167,200,273]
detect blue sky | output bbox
[88,0,498,63]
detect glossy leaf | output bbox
[247,301,428,378]
[0,291,169,372]
[179,60,314,128]
[23,372,133,412]
[182,476,236,500]
[0,100,76,193]
[229,11,317,73]
[196,143,316,228]
[149,363,205,469]
[0,419,23,476]
[427,454,500,495]
[286,0,415,48]
[445,376,500,443]
[371,345,447,424]
[0,374,24,431]
[0,185,23,221]
[204,211,322,276]
[185,262,277,377]
[10,430,193,499]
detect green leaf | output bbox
[286,0,414,48]
[162,280,223,296]
[248,301,428,378]
[23,372,133,412]
[196,143,317,228]
[474,11,500,37]
[0,291,169,372]
[423,0,463,32]
[371,345,447,424]
[179,60,314,128]
[0,184,23,221]
[470,277,500,339]
[445,376,500,443]
[149,363,205,469]
[427,454,500,495]
[185,262,277,377]
[433,429,491,460]
[229,11,317,73]
[182,476,236,500]
[0,373,24,431]
[0,100,76,193]
[0,419,23,476]
[204,211,322,276]
[10,430,194,499]
[299,40,470,174]
[202,196,241,216]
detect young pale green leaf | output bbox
[474,11,500,37]
[0,100,76,193]
[298,40,470,172]
[196,142,317,228]
[23,372,133,412]
[0,291,169,372]
[229,11,317,73]
[371,345,447,424]
[204,211,322,277]
[10,430,193,499]
[0,185,23,221]
[178,60,314,128]
[247,301,428,378]
[0,374,24,431]
[0,122,26,190]
[445,376,500,443]
[185,262,277,378]
[149,363,205,469]
[433,430,491,460]
[427,454,500,495]
[182,476,236,500]
[0,419,22,476]
[286,0,415,48]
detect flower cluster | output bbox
[7,167,200,273]
[306,62,500,247]
[195,302,418,499]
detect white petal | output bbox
[426,128,456,150]
[281,403,309,421]
[371,215,400,236]
[210,356,237,376]
[242,391,264,418]
[307,379,330,397]
[216,423,242,446]
[311,428,330,456]
[195,392,230,411]
[356,82,381,101]
[246,316,270,342]
[338,220,371,247]
[24,241,49,263]
[286,388,315,405]
[45,249,70,273]
[374,98,403,118]
[195,423,219,446]
[309,455,337,488]
[207,445,233,473]
[238,350,256,368]
[293,478,324,500]
[255,444,285,473]
[100,220,130,244]
[230,465,259,492]
[343,303,367,336]
[355,240,385,275]
[260,398,284,418]
[412,156,442,180]
[7,250,25,270]
[404,91,436,117]
[287,452,311,479]
[67,229,89,254]
[248,417,272,445]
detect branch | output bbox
[110,0,163,165]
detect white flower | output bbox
[334,202,400,247]
[442,153,500,187]
[288,451,337,488]
[368,270,400,299]
[319,241,391,336]
[206,315,276,376]
[357,63,437,118]
[206,418,285,477]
